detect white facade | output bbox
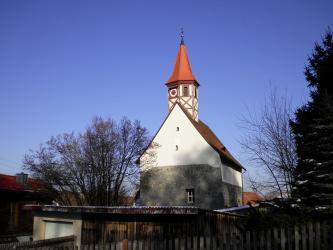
[140,103,242,187]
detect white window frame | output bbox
[186,189,194,203]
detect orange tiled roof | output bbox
[243,192,263,205]
[166,42,197,84]
[0,173,46,193]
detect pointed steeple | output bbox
[166,36,197,84]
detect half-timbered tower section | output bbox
[139,37,244,210]
[166,38,199,122]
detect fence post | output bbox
[167,238,172,250]
[175,237,179,250]
[259,231,265,250]
[199,236,204,249]
[226,232,231,250]
[163,238,167,250]
[193,236,197,250]
[280,228,286,250]
[322,220,328,249]
[314,222,320,250]
[246,231,251,250]
[308,222,313,250]
[206,236,211,250]
[232,233,238,250]
[301,223,307,250]
[230,233,234,250]
[287,227,293,250]
[122,239,128,250]
[131,240,136,250]
[138,240,143,250]
[273,228,279,250]
[253,231,258,250]
[212,236,217,250]
[266,228,271,250]
[330,220,333,250]
[151,239,155,250]
[116,241,122,250]
[238,232,243,250]
[294,225,299,250]
[180,238,185,250]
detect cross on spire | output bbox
[180,28,184,45]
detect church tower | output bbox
[166,35,199,122]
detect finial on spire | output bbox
[180,28,184,45]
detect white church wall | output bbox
[140,103,243,189]
[141,104,222,170]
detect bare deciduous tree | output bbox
[23,116,152,206]
[241,89,297,199]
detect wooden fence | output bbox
[80,220,333,250]
[81,210,242,243]
[0,235,75,250]
[0,220,331,249]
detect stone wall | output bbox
[140,165,242,210]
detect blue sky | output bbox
[0,1,332,184]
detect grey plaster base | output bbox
[140,165,242,210]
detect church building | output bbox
[139,36,243,210]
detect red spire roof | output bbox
[166,41,197,84]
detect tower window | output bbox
[176,127,179,131]
[195,88,197,98]
[176,145,179,151]
[183,86,189,96]
[186,189,194,203]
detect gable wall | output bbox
[141,104,221,169]
[140,104,242,188]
